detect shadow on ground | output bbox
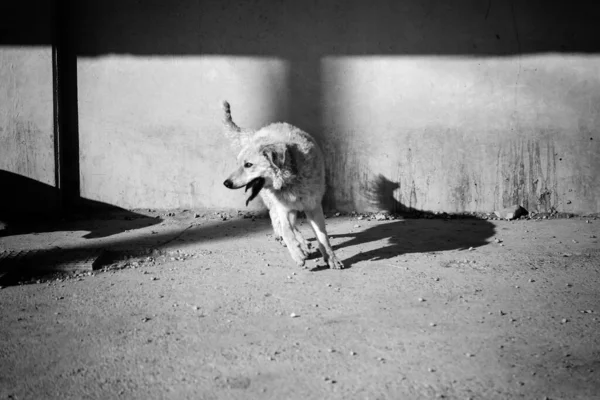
[0,171,161,239]
[324,174,496,269]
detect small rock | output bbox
[561,318,568,324]
[335,212,341,217]
[429,322,437,327]
[353,224,361,228]
[428,367,436,372]
[375,213,388,221]
[529,279,535,283]
[495,205,528,220]
[290,313,299,318]
[468,247,474,251]
[465,353,474,357]
[350,351,356,356]
[418,297,425,302]
[357,215,364,220]
[327,348,335,353]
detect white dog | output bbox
[222,101,344,269]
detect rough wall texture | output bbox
[0,1,57,218]
[0,48,56,215]
[70,1,599,213]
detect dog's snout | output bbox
[223,179,233,189]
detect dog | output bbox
[221,101,344,269]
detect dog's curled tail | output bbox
[222,100,241,134]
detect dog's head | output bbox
[223,142,297,206]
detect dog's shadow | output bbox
[308,175,496,270]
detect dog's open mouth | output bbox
[245,177,265,206]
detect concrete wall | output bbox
[0,1,57,217]
[49,1,600,213]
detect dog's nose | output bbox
[223,179,233,188]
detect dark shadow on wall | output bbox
[327,174,496,268]
[0,171,161,239]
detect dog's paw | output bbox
[289,244,308,266]
[326,256,345,270]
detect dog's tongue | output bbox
[245,178,265,206]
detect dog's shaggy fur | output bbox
[222,101,344,269]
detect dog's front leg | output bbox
[277,208,309,266]
[305,206,344,269]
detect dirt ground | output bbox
[1,211,599,400]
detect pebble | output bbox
[350,351,356,356]
[418,297,425,302]
[327,348,335,353]
[561,318,568,324]
[434,277,440,281]
[290,313,299,318]
[465,353,474,357]
[429,322,437,327]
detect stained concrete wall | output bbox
[72,1,599,214]
[0,1,57,218]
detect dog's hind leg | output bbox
[288,211,310,254]
[269,207,285,244]
[305,206,344,269]
[277,208,309,266]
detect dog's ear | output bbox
[261,143,297,190]
[261,143,287,169]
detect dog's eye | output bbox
[244,162,253,168]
